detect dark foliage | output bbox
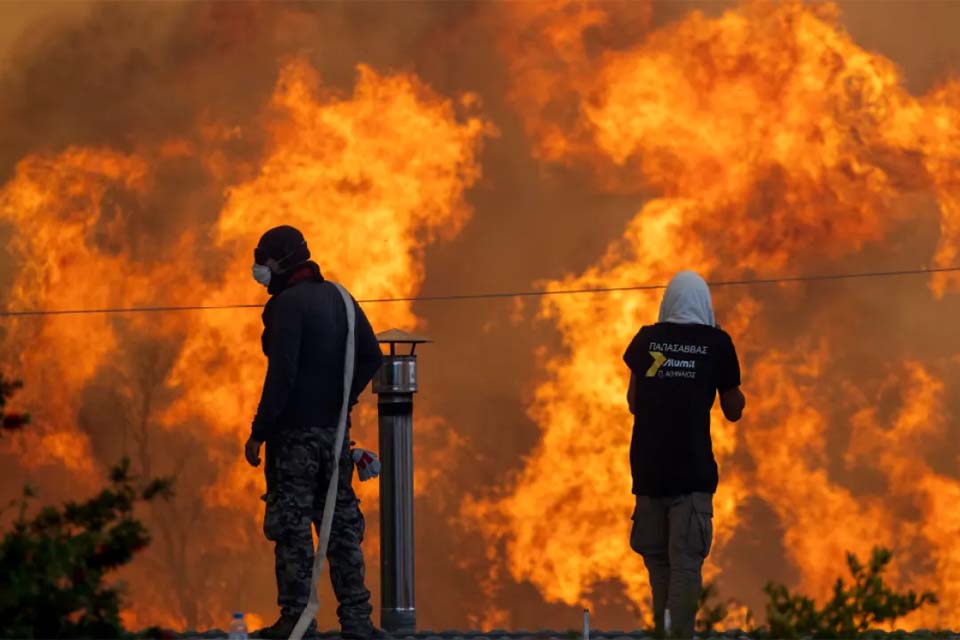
[0,375,173,638]
[698,582,753,634]
[764,547,937,638]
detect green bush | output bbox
[0,374,173,638]
[763,547,937,639]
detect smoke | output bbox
[1,0,960,633]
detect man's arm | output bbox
[720,387,745,422]
[716,330,744,422]
[251,296,303,442]
[349,300,383,405]
[627,372,637,415]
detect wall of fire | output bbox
[1,0,960,633]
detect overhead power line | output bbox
[0,265,956,318]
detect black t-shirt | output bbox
[622,322,741,497]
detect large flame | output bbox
[3,0,960,632]
[468,0,960,629]
[0,57,487,628]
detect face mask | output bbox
[252,263,272,288]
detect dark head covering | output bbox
[254,225,311,273]
[255,225,319,295]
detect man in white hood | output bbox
[622,271,745,639]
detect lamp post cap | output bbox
[376,328,433,345]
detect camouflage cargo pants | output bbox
[263,426,373,630]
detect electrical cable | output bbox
[0,265,956,318]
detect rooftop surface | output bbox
[165,630,960,640]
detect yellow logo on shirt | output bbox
[646,351,666,377]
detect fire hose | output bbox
[288,281,356,640]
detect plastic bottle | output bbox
[228,612,248,640]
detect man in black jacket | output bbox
[243,225,384,640]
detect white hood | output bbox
[658,270,715,327]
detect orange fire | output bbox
[468,0,960,630]
[3,0,960,633]
[0,57,487,629]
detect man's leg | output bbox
[630,495,670,637]
[262,430,321,629]
[666,493,713,639]
[314,431,375,638]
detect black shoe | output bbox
[255,614,318,639]
[340,621,383,640]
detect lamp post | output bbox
[373,329,431,634]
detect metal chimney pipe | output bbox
[373,329,430,634]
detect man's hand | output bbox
[720,387,745,422]
[245,436,263,467]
